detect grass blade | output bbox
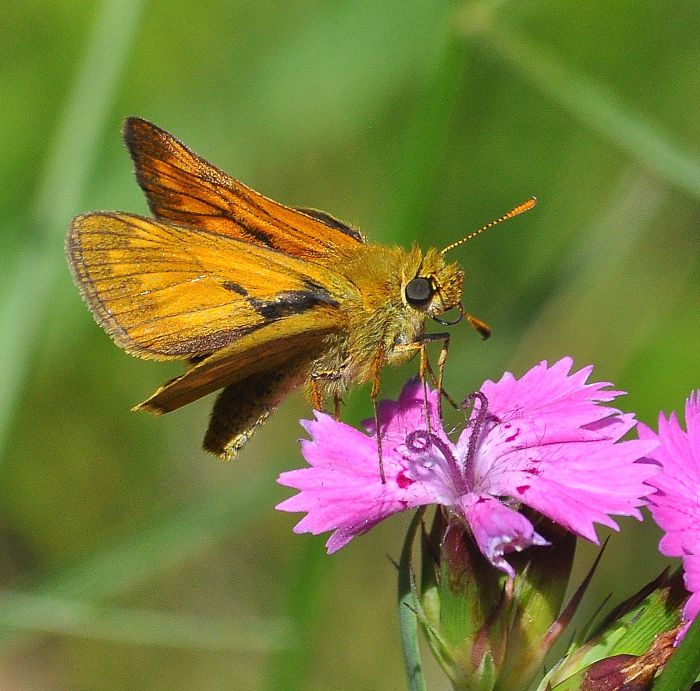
[0,475,277,649]
[0,590,290,652]
[469,21,700,202]
[0,0,145,461]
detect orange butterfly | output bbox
[67,118,534,462]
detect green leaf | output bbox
[541,570,686,689]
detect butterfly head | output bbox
[403,247,464,322]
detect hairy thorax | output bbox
[308,243,433,399]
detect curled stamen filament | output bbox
[461,391,490,484]
[405,430,469,494]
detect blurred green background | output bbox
[1,0,699,688]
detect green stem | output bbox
[398,509,428,691]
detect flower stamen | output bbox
[461,391,490,484]
[406,430,469,494]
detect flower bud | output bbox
[413,508,576,690]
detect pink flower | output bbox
[277,358,658,577]
[638,392,700,641]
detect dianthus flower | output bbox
[639,391,700,641]
[278,358,657,576]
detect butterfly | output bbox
[67,117,535,464]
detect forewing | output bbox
[124,117,364,260]
[67,212,347,359]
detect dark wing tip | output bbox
[123,116,159,141]
[123,117,179,162]
[122,118,183,213]
[123,117,151,167]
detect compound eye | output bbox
[405,277,433,307]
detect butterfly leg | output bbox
[334,394,342,421]
[419,342,433,436]
[393,333,456,428]
[309,370,344,418]
[370,344,387,483]
[309,377,324,411]
[390,340,434,435]
[417,332,459,416]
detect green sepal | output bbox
[420,510,505,689]
[497,517,576,689]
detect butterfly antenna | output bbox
[441,196,537,255]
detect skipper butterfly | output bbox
[67,118,534,462]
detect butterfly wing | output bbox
[67,212,350,360]
[203,363,312,460]
[123,117,364,260]
[134,313,330,413]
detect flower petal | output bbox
[277,409,453,553]
[680,535,700,640]
[457,493,549,577]
[459,359,658,542]
[642,392,700,641]
[363,377,446,447]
